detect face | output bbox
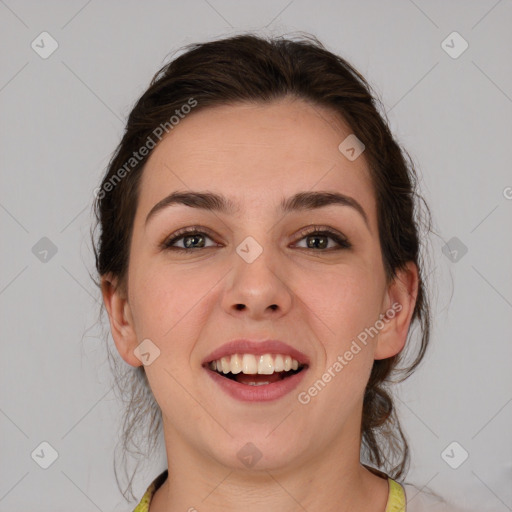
[103,97,416,472]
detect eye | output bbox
[161,227,218,252]
[293,226,351,251]
[160,225,351,253]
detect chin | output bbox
[203,431,305,473]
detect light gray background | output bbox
[1,1,511,511]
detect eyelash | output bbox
[160,225,352,252]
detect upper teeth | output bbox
[209,353,300,375]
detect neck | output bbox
[149,421,390,512]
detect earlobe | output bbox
[374,262,419,360]
[100,274,141,367]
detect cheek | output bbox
[296,267,378,418]
[129,262,213,419]
[129,257,211,341]
[298,263,383,343]
[294,262,383,404]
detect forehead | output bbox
[136,98,376,226]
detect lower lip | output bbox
[204,367,308,402]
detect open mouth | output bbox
[205,353,308,386]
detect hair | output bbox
[90,32,433,501]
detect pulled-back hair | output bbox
[91,32,432,500]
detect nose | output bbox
[221,242,293,320]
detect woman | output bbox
[92,33,459,511]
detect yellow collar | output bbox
[386,477,406,512]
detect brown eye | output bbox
[294,227,351,251]
[161,227,218,252]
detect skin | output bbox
[101,97,418,512]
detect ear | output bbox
[374,262,419,360]
[101,273,141,367]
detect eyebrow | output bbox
[145,190,370,230]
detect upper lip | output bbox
[202,339,310,366]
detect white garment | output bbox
[403,483,465,512]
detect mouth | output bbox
[202,339,310,401]
[204,353,308,386]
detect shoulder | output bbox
[402,482,464,512]
[132,469,168,512]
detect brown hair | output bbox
[91,32,432,500]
